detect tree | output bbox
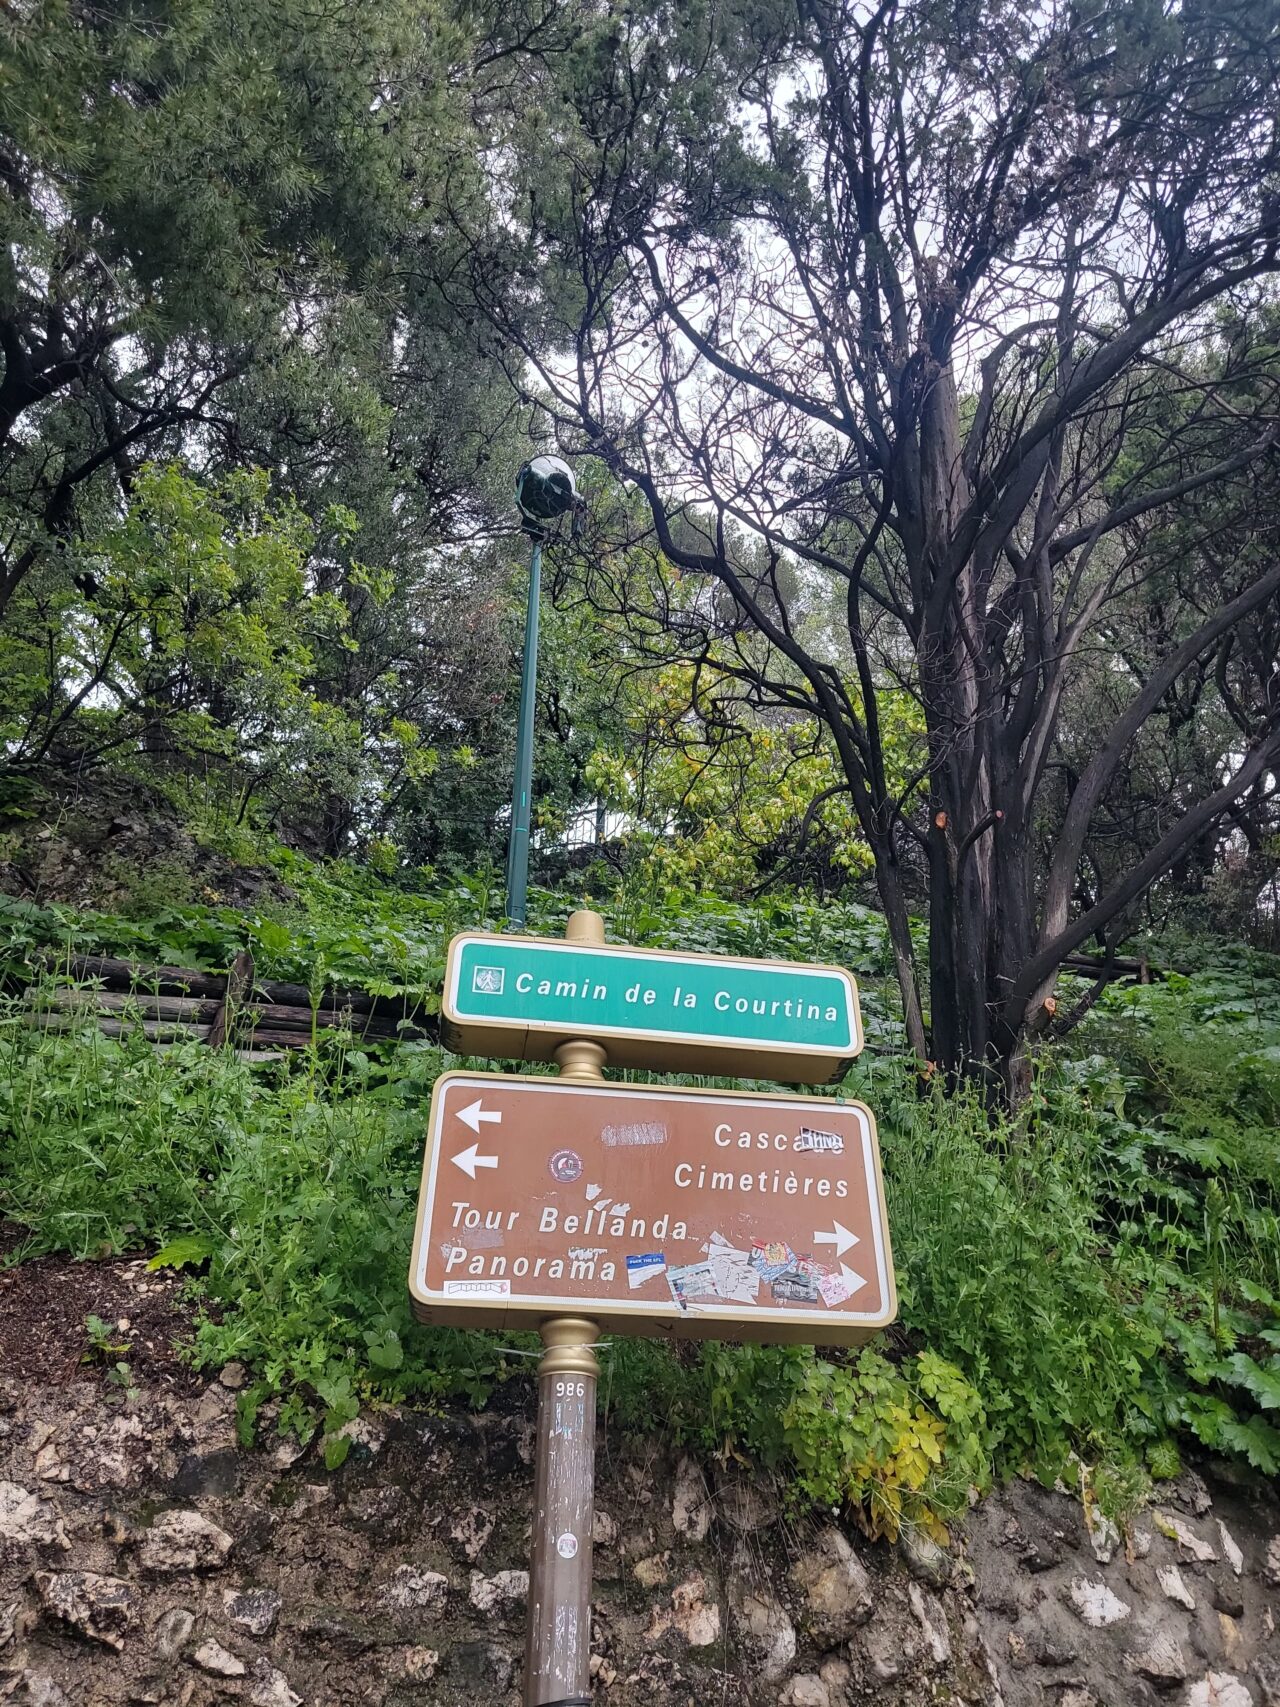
[1,0,533,856]
[466,0,1280,1096]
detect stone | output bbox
[671,1572,721,1646]
[633,1552,671,1589]
[593,1508,619,1546]
[171,1450,239,1499]
[908,1581,952,1667]
[396,1647,439,1683]
[819,1656,852,1697]
[1085,1503,1120,1565]
[1254,1659,1280,1707]
[334,1413,386,1457]
[1217,1521,1244,1576]
[454,1640,516,1694]
[450,1506,495,1562]
[1265,1536,1280,1588]
[862,1618,908,1683]
[1129,1629,1187,1690]
[1185,1675,1255,1707]
[192,1639,246,1678]
[0,1482,69,1551]
[779,1677,830,1707]
[376,1564,450,1612]
[152,1605,196,1658]
[14,1674,68,1706]
[33,1440,67,1481]
[647,1572,721,1647]
[1154,1511,1217,1563]
[270,1437,307,1471]
[468,1569,528,1614]
[899,1525,950,1586]
[1034,1636,1078,1666]
[138,1509,234,1573]
[1211,1574,1246,1620]
[789,1527,873,1646]
[36,1569,136,1651]
[247,1661,302,1707]
[223,1586,282,1637]
[217,1362,248,1389]
[671,1456,713,1542]
[729,1581,796,1682]
[1019,1535,1063,1572]
[589,1654,618,1686]
[1065,1576,1130,1628]
[1179,1472,1213,1515]
[717,1475,779,1535]
[1157,1564,1196,1610]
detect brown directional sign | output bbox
[408,1072,895,1346]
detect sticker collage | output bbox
[630,1229,860,1313]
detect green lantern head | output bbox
[515,455,581,536]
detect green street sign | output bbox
[441,932,862,1083]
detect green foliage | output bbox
[3,862,1279,1525]
[697,1342,988,1541]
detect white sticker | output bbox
[442,1279,511,1297]
[556,1532,579,1559]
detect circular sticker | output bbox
[548,1148,583,1184]
[556,1532,579,1559]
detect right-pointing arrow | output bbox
[839,1262,867,1296]
[813,1220,859,1257]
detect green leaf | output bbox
[1217,1353,1280,1411]
[148,1234,217,1270]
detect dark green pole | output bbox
[506,537,542,929]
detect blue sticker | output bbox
[626,1252,666,1290]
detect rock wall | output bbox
[1,1366,1277,1707]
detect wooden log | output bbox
[1060,953,1163,980]
[49,953,231,1000]
[45,952,434,1025]
[28,989,218,1022]
[244,1002,427,1036]
[207,948,254,1050]
[236,1026,319,1048]
[244,1017,431,1044]
[24,1016,210,1042]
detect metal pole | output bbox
[523,1317,599,1707]
[506,538,542,930]
[523,909,607,1707]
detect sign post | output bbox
[410,910,893,1704]
[524,1316,598,1707]
[526,910,606,1707]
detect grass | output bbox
[2,859,1278,1519]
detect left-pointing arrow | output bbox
[451,1143,499,1179]
[456,1098,502,1134]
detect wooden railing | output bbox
[25,952,438,1059]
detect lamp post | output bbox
[506,456,581,929]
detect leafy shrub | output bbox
[3,870,1279,1515]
